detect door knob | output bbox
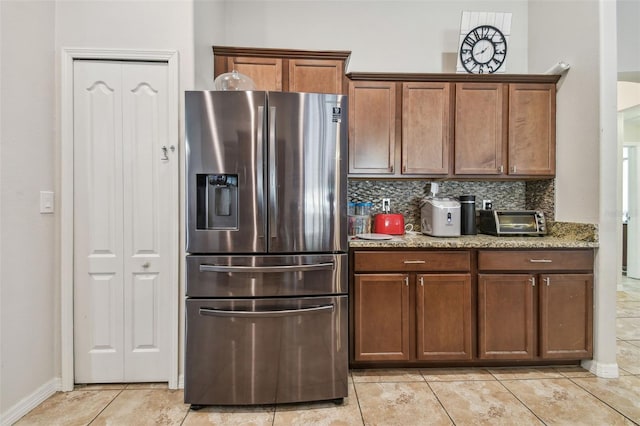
[142,262,150,268]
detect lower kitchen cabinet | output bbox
[477,250,594,361]
[353,274,410,361]
[539,273,593,359]
[352,250,473,364]
[478,273,535,360]
[416,274,472,360]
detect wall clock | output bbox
[456,11,512,74]
[459,25,507,74]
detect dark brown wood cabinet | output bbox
[477,250,594,361]
[477,273,535,359]
[508,83,556,176]
[348,81,396,174]
[353,273,410,361]
[539,273,593,359]
[213,46,350,94]
[454,83,506,176]
[347,79,452,177]
[346,73,559,179]
[402,83,452,175]
[352,250,473,364]
[416,273,472,360]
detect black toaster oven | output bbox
[478,210,547,236]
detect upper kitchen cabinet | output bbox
[454,79,558,178]
[212,46,351,94]
[347,73,560,179]
[454,82,506,176]
[402,82,453,175]
[348,80,397,174]
[347,74,453,177]
[508,83,556,176]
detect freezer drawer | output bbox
[186,254,347,298]
[184,296,348,405]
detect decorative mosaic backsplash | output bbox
[348,179,555,231]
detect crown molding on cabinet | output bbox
[347,72,561,84]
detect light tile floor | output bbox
[14,276,640,425]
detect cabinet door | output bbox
[402,83,452,175]
[539,273,593,359]
[348,81,397,174]
[509,84,556,176]
[478,273,535,359]
[289,59,343,94]
[416,274,472,360]
[227,57,283,91]
[454,83,506,175]
[354,274,410,361]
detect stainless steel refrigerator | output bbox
[184,90,348,406]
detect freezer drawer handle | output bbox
[199,304,335,318]
[199,262,335,273]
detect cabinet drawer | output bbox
[478,250,593,272]
[354,251,470,272]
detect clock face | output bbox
[460,25,507,74]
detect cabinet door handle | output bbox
[403,260,426,264]
[511,165,517,173]
[530,277,536,286]
[499,165,504,173]
[404,277,409,286]
[529,259,552,263]
[419,277,424,286]
[544,277,550,286]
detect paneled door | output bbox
[73,60,177,383]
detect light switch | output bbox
[40,191,54,214]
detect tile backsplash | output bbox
[348,179,555,230]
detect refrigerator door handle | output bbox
[199,304,335,318]
[199,262,335,274]
[268,105,277,241]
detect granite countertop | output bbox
[349,233,598,249]
[349,222,599,249]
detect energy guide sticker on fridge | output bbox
[332,107,342,123]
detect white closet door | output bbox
[73,60,176,383]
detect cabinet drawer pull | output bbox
[403,260,426,264]
[529,259,552,263]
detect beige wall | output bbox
[1,0,57,415]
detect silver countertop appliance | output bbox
[478,209,547,236]
[184,91,348,407]
[421,198,461,237]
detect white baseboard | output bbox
[178,374,184,389]
[581,359,620,378]
[1,377,61,426]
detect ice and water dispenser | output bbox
[196,174,238,230]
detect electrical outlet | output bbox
[482,199,493,210]
[382,198,391,212]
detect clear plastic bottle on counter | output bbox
[355,202,373,216]
[348,215,371,236]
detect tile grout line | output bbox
[87,387,126,425]
[420,370,457,426]
[568,376,640,425]
[350,373,367,426]
[493,378,549,425]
